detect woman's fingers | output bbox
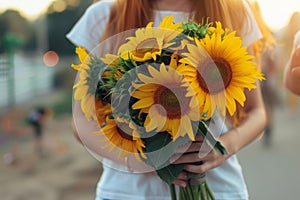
[170,150,214,164]
[174,136,206,154]
[291,66,300,78]
[184,162,212,174]
[174,142,202,154]
[171,152,201,164]
[173,172,188,187]
[291,47,300,67]
[195,135,204,142]
[184,158,221,174]
[173,179,186,187]
[184,153,228,174]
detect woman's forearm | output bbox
[220,106,266,155]
[220,86,267,155]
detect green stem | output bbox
[182,186,191,200]
[179,188,184,199]
[200,183,206,200]
[204,182,215,200]
[186,181,194,199]
[201,183,209,200]
[180,187,189,200]
[169,184,177,200]
[192,185,199,199]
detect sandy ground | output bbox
[0,114,102,200]
[238,104,300,200]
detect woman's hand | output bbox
[171,135,231,187]
[284,46,300,95]
[291,66,300,78]
[290,47,300,78]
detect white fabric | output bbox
[66,0,262,200]
[66,0,112,52]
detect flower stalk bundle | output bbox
[72,16,264,200]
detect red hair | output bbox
[102,0,153,40]
[102,0,249,40]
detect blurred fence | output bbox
[0,53,55,108]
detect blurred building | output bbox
[0,53,55,108]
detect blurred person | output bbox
[27,107,51,157]
[249,1,281,146]
[276,11,300,111]
[67,0,268,200]
[260,47,282,146]
[277,12,300,64]
[283,30,300,95]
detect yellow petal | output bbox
[132,97,154,110]
[76,47,89,63]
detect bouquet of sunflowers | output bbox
[72,16,264,200]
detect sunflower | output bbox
[73,47,95,121]
[94,117,146,161]
[95,99,112,125]
[150,15,183,32]
[169,53,180,69]
[72,47,108,121]
[149,15,183,45]
[100,53,118,78]
[131,63,200,140]
[71,47,90,71]
[101,53,126,81]
[179,22,265,118]
[117,16,182,62]
[207,21,229,37]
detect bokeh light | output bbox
[52,1,67,13]
[253,0,300,30]
[43,50,59,67]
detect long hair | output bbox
[102,0,249,40]
[102,0,154,40]
[246,1,276,71]
[192,0,248,35]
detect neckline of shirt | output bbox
[153,9,190,14]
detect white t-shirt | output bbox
[67,1,262,200]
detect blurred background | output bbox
[0,0,300,200]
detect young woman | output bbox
[67,0,267,199]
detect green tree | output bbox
[0,10,37,53]
[46,0,93,55]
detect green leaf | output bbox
[180,18,212,39]
[156,163,185,185]
[142,132,190,185]
[193,121,228,155]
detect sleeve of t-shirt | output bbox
[66,0,113,52]
[241,0,263,47]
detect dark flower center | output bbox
[197,58,232,94]
[117,123,133,141]
[154,86,189,119]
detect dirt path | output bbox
[0,114,102,200]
